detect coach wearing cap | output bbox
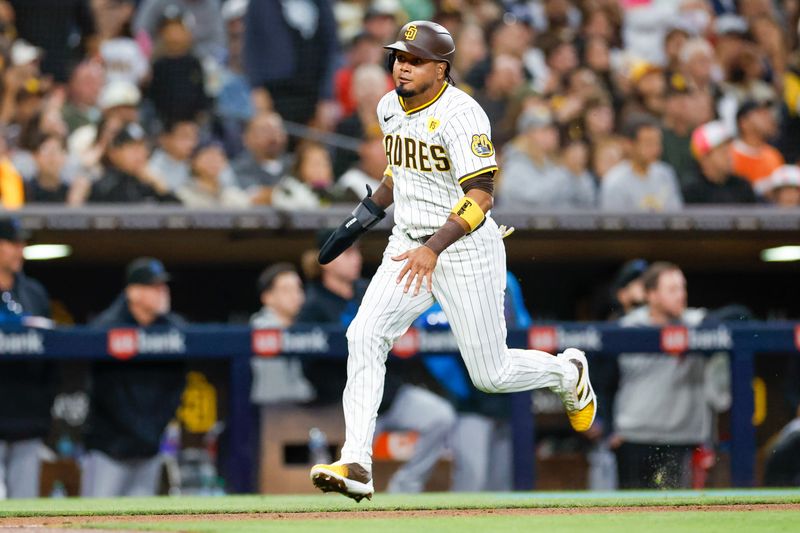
[82,257,186,497]
[0,217,55,498]
[88,123,179,204]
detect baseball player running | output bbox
[310,21,596,501]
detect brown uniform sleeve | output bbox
[459,170,495,195]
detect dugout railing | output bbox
[0,322,797,493]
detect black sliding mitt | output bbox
[318,186,386,264]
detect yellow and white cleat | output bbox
[310,462,374,502]
[557,348,597,432]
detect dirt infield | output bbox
[1,502,798,530]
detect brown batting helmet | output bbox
[384,21,455,65]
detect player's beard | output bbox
[395,78,433,98]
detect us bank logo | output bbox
[660,326,733,354]
[251,329,329,357]
[107,329,186,360]
[660,326,688,354]
[391,328,459,358]
[392,328,419,358]
[527,326,603,352]
[0,331,44,354]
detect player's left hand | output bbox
[392,246,438,295]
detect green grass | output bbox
[86,510,800,533]
[1,489,798,517]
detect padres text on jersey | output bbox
[377,82,499,239]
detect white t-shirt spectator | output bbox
[621,0,679,65]
[336,167,381,201]
[100,38,149,86]
[271,176,321,210]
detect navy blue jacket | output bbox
[85,295,186,459]
[0,273,54,440]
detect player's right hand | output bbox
[319,186,386,264]
[392,246,437,296]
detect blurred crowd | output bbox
[0,0,797,211]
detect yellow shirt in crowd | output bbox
[0,158,24,209]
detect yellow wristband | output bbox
[451,196,485,232]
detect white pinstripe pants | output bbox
[341,218,576,467]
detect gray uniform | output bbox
[249,309,314,404]
[80,450,164,498]
[450,415,512,491]
[615,306,712,444]
[0,439,47,499]
[375,385,456,493]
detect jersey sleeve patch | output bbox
[470,134,495,158]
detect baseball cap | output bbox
[158,4,190,30]
[191,138,224,159]
[110,122,147,148]
[755,165,800,196]
[98,81,141,111]
[691,120,732,159]
[736,99,773,124]
[0,217,32,242]
[517,106,553,133]
[364,0,399,20]
[10,40,42,66]
[126,257,171,286]
[221,0,249,22]
[612,259,649,292]
[665,18,694,39]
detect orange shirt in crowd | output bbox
[731,140,785,184]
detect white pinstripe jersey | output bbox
[377,82,498,240]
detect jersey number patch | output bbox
[471,134,494,158]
